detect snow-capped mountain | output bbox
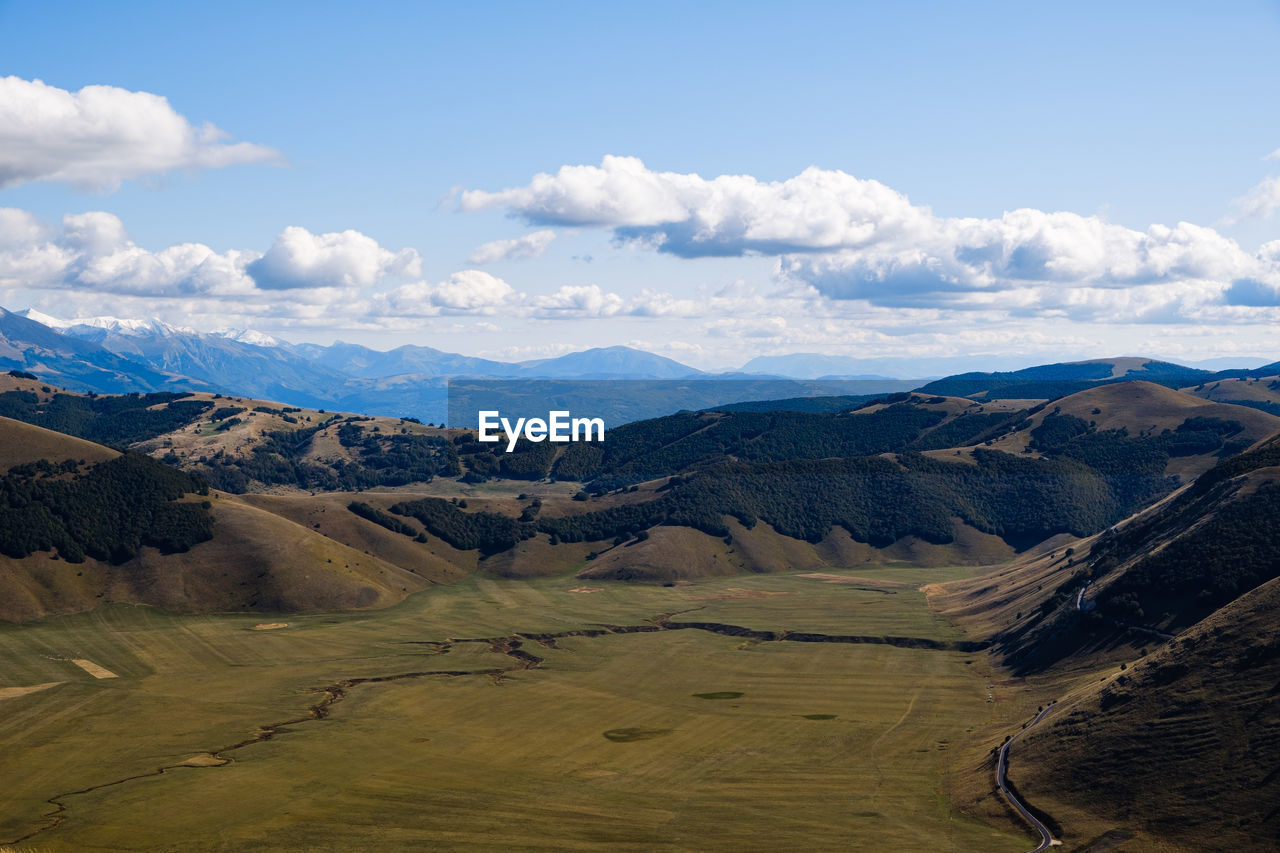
[1,307,923,423]
[212,328,284,347]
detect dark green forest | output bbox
[0,454,212,563]
[999,437,1280,673]
[544,404,951,486]
[0,390,211,447]
[348,500,420,537]
[390,497,533,555]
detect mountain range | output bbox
[5,306,1280,426]
[1,307,920,422]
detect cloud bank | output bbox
[463,156,1280,320]
[0,210,422,309]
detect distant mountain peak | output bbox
[211,328,282,347]
[49,313,197,338]
[518,345,702,378]
[13,307,70,329]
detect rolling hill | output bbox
[924,425,1280,850]
[1185,372,1280,416]
[992,433,1280,675]
[1013,574,1280,852]
[0,416,443,622]
[6,375,1277,582]
[918,356,1280,402]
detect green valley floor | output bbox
[0,568,1031,852]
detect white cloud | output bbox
[468,229,556,264]
[1231,175,1280,220]
[626,289,706,318]
[0,76,280,191]
[75,240,261,297]
[0,210,427,319]
[0,209,257,296]
[779,212,1260,318]
[61,210,130,255]
[379,270,515,316]
[246,226,421,289]
[464,157,1280,320]
[0,208,53,247]
[461,155,693,226]
[428,270,513,311]
[461,155,926,256]
[529,284,624,318]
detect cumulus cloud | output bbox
[378,270,515,316]
[779,213,1261,319]
[0,209,423,317]
[0,208,258,296]
[529,284,624,318]
[461,155,926,257]
[463,156,1280,321]
[468,229,556,265]
[246,226,421,290]
[0,76,280,191]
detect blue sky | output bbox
[1,1,1279,371]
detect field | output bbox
[0,568,1032,852]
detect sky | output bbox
[1,0,1279,372]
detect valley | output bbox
[7,9,1277,850]
[2,356,1279,851]
[1,570,1032,852]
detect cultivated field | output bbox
[0,568,1031,851]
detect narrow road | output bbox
[996,704,1057,853]
[1076,579,1092,611]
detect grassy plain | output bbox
[0,568,1029,852]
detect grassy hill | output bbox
[0,374,462,493]
[975,435,1280,675]
[0,418,440,622]
[434,385,1279,572]
[9,375,1276,599]
[1185,372,1280,416]
[917,357,1209,400]
[0,414,117,471]
[924,429,1280,850]
[1011,574,1280,851]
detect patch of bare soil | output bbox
[0,682,61,702]
[797,573,905,587]
[687,587,792,601]
[70,660,117,679]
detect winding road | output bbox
[996,704,1058,852]
[1076,579,1092,611]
